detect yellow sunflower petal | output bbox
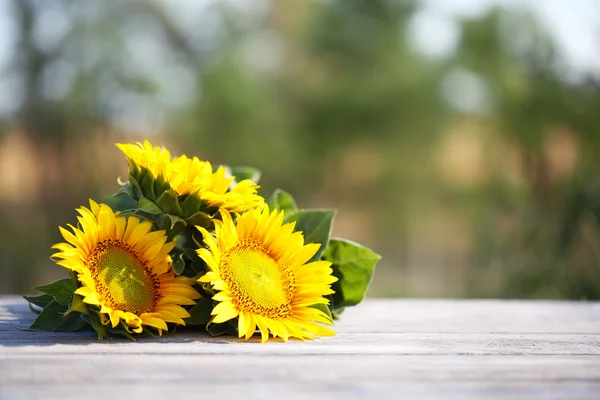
[212,302,239,323]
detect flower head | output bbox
[52,200,200,334]
[116,141,263,213]
[196,206,337,342]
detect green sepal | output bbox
[331,308,345,320]
[138,196,162,215]
[186,211,214,229]
[111,181,135,201]
[86,313,108,340]
[182,247,207,274]
[23,293,54,309]
[105,324,137,341]
[284,209,335,261]
[153,175,172,199]
[172,252,186,275]
[185,298,213,326]
[180,269,204,280]
[130,175,143,199]
[68,270,79,284]
[157,189,182,216]
[309,303,333,323]
[140,171,156,201]
[156,214,186,233]
[323,238,380,312]
[198,280,217,297]
[125,163,221,226]
[179,193,203,218]
[64,293,90,317]
[231,166,261,184]
[34,278,76,305]
[182,246,200,260]
[167,214,185,230]
[82,311,148,341]
[129,163,141,182]
[206,319,237,337]
[114,181,132,196]
[268,189,298,214]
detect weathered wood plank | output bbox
[2,355,600,400]
[1,297,599,399]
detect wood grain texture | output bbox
[1,297,599,399]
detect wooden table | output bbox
[1,297,599,399]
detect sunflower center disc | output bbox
[94,244,156,314]
[224,243,292,317]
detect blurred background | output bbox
[1,0,600,299]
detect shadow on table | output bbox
[0,302,242,347]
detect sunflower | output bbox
[51,200,200,334]
[196,206,338,342]
[116,140,264,213]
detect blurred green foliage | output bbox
[1,0,599,299]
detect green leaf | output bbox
[157,189,183,216]
[64,294,90,316]
[28,300,87,331]
[105,191,137,213]
[323,238,380,310]
[267,189,298,214]
[231,166,261,184]
[185,298,213,325]
[284,210,335,261]
[138,196,162,215]
[34,278,76,305]
[23,293,54,309]
[28,300,65,329]
[28,302,42,315]
[49,314,88,332]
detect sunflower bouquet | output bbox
[25,141,379,342]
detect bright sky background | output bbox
[0,0,598,120]
[413,0,600,75]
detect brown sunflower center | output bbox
[220,240,294,319]
[88,239,158,314]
